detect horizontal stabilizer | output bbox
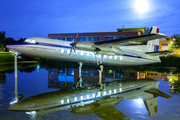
[145,88,172,99]
[145,51,173,56]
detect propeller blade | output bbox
[69,47,73,56]
[73,47,76,55]
[69,99,73,109]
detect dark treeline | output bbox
[0,31,26,51]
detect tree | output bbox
[140,27,151,35]
[5,37,16,44]
[0,31,6,51]
[168,34,180,51]
[17,38,26,43]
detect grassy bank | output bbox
[0,54,14,63]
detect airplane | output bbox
[6,26,169,67]
[7,79,172,119]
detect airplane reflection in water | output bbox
[7,79,172,119]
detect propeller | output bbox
[69,33,79,56]
[69,99,76,116]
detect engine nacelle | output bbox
[76,41,94,51]
[99,47,124,56]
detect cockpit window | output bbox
[24,39,36,43]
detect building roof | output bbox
[117,28,146,33]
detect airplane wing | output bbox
[145,51,173,56]
[93,105,130,120]
[94,33,167,47]
[144,88,172,99]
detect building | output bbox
[48,28,145,42]
[159,39,180,55]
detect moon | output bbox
[135,0,149,14]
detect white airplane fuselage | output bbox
[6,37,161,66]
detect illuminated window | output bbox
[87,52,89,56]
[99,54,101,58]
[90,71,94,76]
[114,89,116,93]
[104,55,107,58]
[81,52,83,55]
[81,96,83,100]
[98,92,101,96]
[85,36,89,41]
[109,56,112,59]
[61,49,64,53]
[109,90,112,94]
[90,36,94,41]
[74,97,77,101]
[87,95,89,99]
[106,36,114,40]
[85,71,89,76]
[61,100,64,104]
[119,88,122,92]
[104,91,106,95]
[67,37,74,41]
[114,56,117,59]
[80,36,84,41]
[67,49,70,54]
[67,99,69,103]
[58,37,66,40]
[93,93,95,97]
[120,56,122,60]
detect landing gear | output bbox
[76,62,83,88]
[94,53,104,91]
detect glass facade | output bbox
[90,36,94,41]
[105,36,114,40]
[85,36,89,41]
[80,36,84,41]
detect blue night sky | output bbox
[1,0,180,40]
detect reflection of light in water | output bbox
[87,95,89,99]
[74,97,77,101]
[61,100,64,104]
[136,98,143,104]
[81,96,83,100]
[67,99,69,103]
[26,111,36,119]
[10,98,18,105]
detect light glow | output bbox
[87,52,89,56]
[61,49,64,53]
[109,90,112,94]
[67,99,70,103]
[104,91,106,95]
[114,56,117,59]
[93,93,95,97]
[87,95,89,99]
[81,96,83,100]
[110,56,112,59]
[74,97,77,101]
[81,52,83,55]
[135,0,149,14]
[67,50,70,54]
[114,89,116,93]
[120,56,122,60]
[99,54,101,58]
[120,88,122,92]
[61,100,64,104]
[104,55,107,58]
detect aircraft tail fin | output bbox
[143,96,158,117]
[150,26,159,34]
